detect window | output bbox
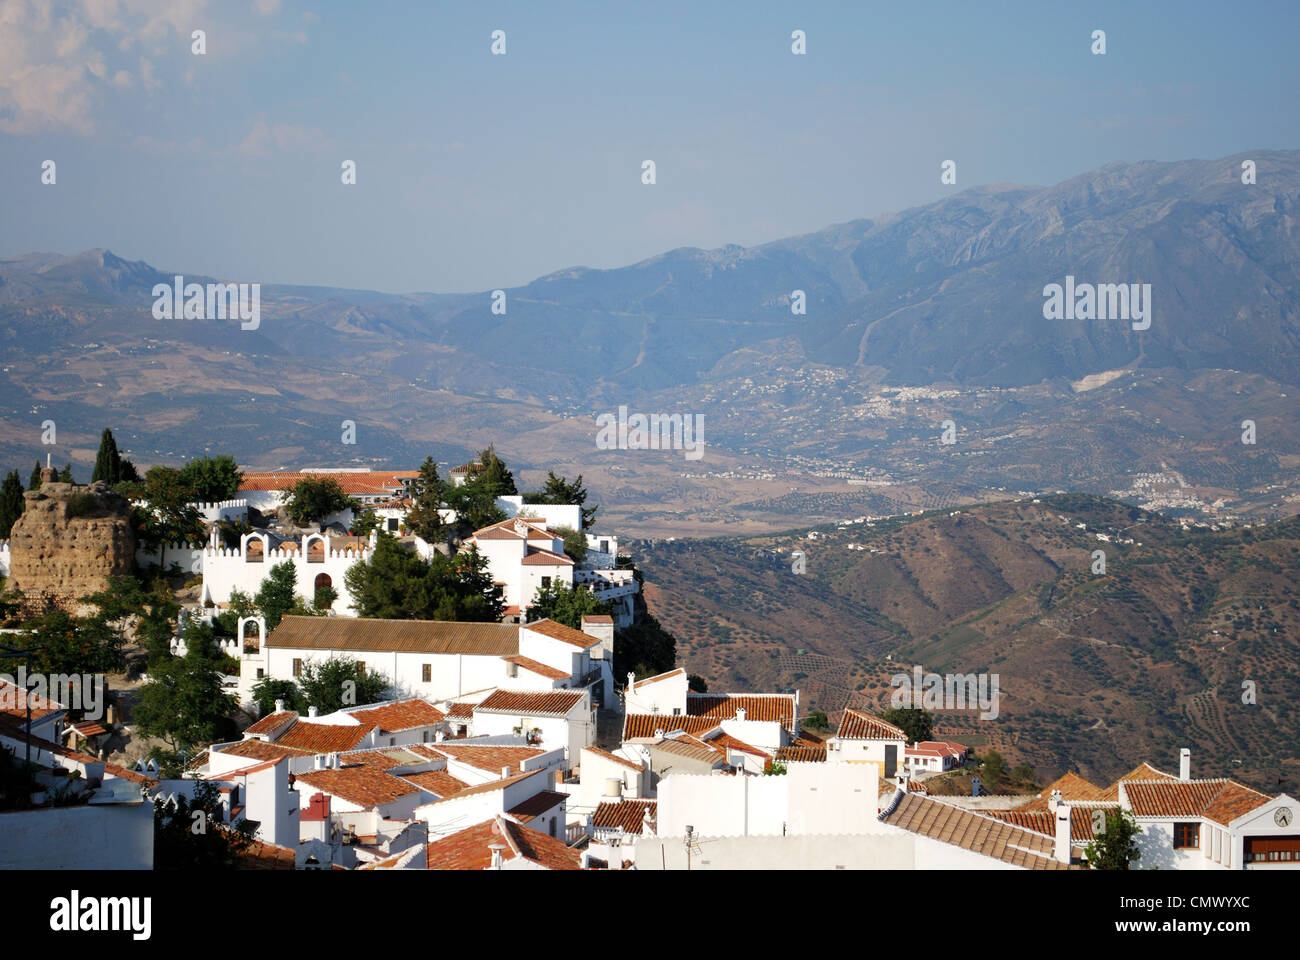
[422,663,431,683]
[356,660,365,676]
[292,659,302,677]
[672,707,681,716]
[541,576,552,589]
[256,668,264,679]
[390,737,396,746]
[1173,822,1200,849]
[423,731,430,743]
[387,518,399,532]
[549,818,557,838]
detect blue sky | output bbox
[1,0,1297,293]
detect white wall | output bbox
[0,801,154,869]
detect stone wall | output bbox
[5,481,135,614]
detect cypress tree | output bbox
[28,461,41,491]
[93,428,121,485]
[0,470,25,537]
[59,463,73,483]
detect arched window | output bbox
[314,572,333,606]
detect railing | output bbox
[566,822,588,846]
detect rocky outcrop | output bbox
[6,481,135,614]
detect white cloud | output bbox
[233,118,330,157]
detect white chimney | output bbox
[435,730,445,743]
[1055,802,1072,864]
[627,672,636,693]
[308,706,319,718]
[735,707,746,723]
[488,843,506,870]
[1179,748,1191,781]
[1048,788,1063,814]
[501,766,511,779]
[274,698,285,714]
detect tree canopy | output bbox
[92,428,138,486]
[134,619,238,754]
[177,455,242,502]
[1084,808,1143,870]
[526,471,597,528]
[296,656,389,714]
[284,476,358,529]
[153,779,257,870]
[527,580,612,629]
[404,456,447,543]
[344,534,504,621]
[613,613,677,680]
[879,706,934,744]
[0,469,24,538]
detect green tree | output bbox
[154,779,257,870]
[177,455,242,502]
[879,706,934,744]
[248,677,305,716]
[529,471,597,528]
[803,710,830,732]
[16,606,124,676]
[980,749,1008,792]
[527,580,612,629]
[58,463,73,482]
[0,469,24,537]
[1084,808,1143,870]
[134,620,238,753]
[405,457,448,543]
[476,446,517,499]
[350,508,380,538]
[553,526,587,564]
[284,476,358,529]
[688,674,708,693]
[253,561,306,631]
[344,534,504,621]
[296,656,389,714]
[92,428,127,485]
[126,465,206,563]
[614,614,677,680]
[28,462,41,491]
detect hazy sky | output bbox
[2,0,1298,293]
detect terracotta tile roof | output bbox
[583,745,643,772]
[276,720,376,753]
[218,739,314,761]
[430,743,546,775]
[470,517,557,541]
[907,740,970,758]
[623,713,721,741]
[647,736,725,766]
[707,733,772,757]
[102,762,158,790]
[446,702,475,720]
[521,548,574,566]
[775,745,827,763]
[425,815,581,870]
[267,615,518,655]
[582,615,613,624]
[476,689,586,717]
[295,767,421,808]
[880,793,1074,869]
[348,699,446,732]
[632,668,685,688]
[835,708,907,741]
[0,678,63,721]
[245,710,298,736]
[523,619,601,649]
[687,693,795,726]
[504,655,569,680]
[1020,771,1109,810]
[985,805,1117,843]
[1100,762,1177,801]
[236,839,298,870]
[1122,778,1272,824]
[792,729,830,746]
[239,470,418,495]
[593,798,658,835]
[185,750,209,771]
[428,768,541,803]
[506,790,567,822]
[399,769,470,798]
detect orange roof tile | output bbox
[425,815,581,870]
[1123,778,1271,824]
[1099,762,1177,801]
[0,678,63,721]
[239,470,418,495]
[835,708,906,740]
[775,745,827,763]
[633,668,685,688]
[476,689,585,717]
[622,713,721,740]
[688,693,795,726]
[245,710,297,736]
[881,793,1075,870]
[295,767,421,808]
[276,720,376,753]
[348,699,446,732]
[707,732,772,757]
[504,656,570,680]
[431,743,546,775]
[521,548,574,567]
[523,619,601,649]
[593,799,657,835]
[219,739,314,761]
[399,769,470,798]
